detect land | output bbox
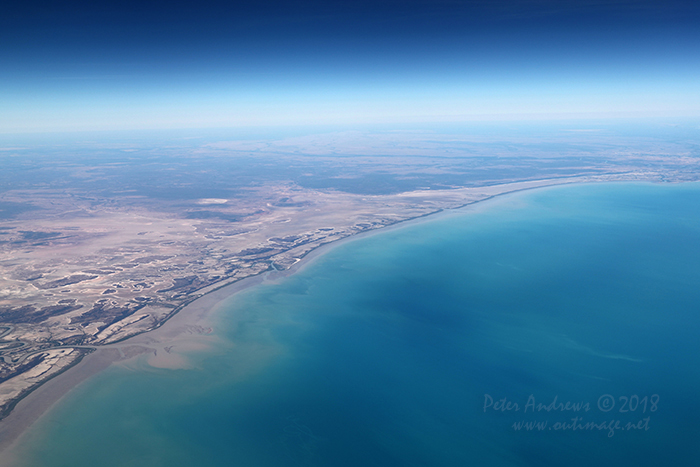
[0,125,698,421]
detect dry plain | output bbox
[1,128,698,422]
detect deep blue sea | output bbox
[10,183,700,466]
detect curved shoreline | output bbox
[0,177,640,457]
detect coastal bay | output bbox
[2,182,699,466]
[0,177,586,450]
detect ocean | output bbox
[8,182,700,466]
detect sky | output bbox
[2,0,699,133]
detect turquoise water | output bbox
[10,183,700,466]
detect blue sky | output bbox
[2,0,699,133]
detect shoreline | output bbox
[0,177,646,457]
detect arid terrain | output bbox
[1,126,698,418]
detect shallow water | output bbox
[10,182,700,466]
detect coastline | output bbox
[0,176,642,458]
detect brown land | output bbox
[0,172,683,457]
[1,125,699,456]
